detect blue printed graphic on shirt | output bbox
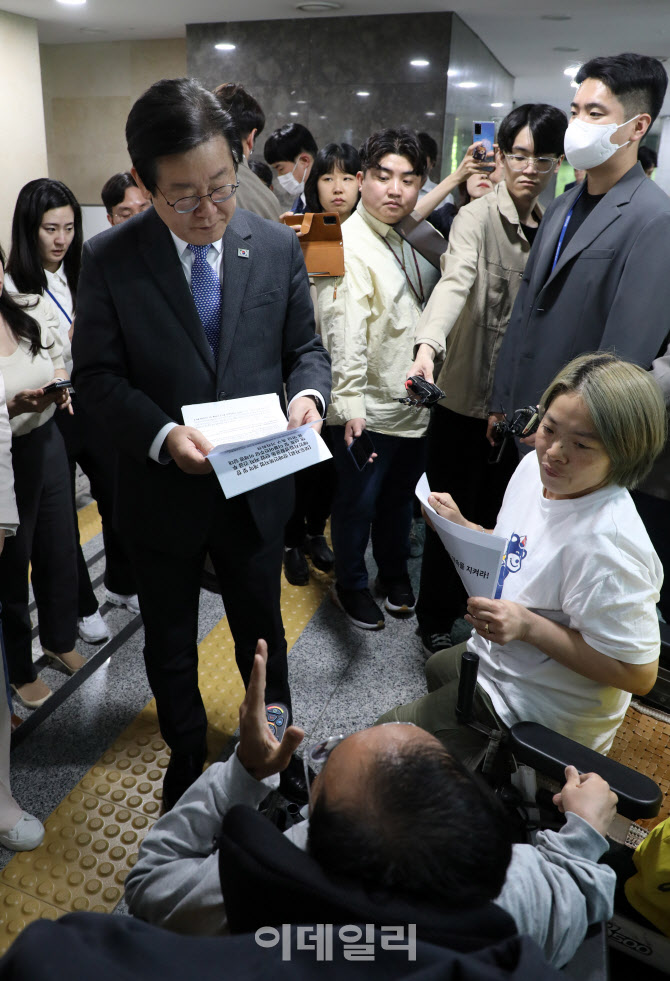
[495,533,527,599]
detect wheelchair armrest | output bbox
[509,721,662,821]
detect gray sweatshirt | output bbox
[124,751,615,968]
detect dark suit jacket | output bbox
[492,162,670,414]
[71,206,331,555]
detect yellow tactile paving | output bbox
[77,500,102,546]
[80,722,168,820]
[3,528,331,952]
[0,888,60,951]
[1,792,147,912]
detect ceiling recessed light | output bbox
[356,91,370,97]
[215,42,236,51]
[541,14,571,20]
[563,65,581,78]
[457,81,478,89]
[290,112,298,116]
[296,1,341,10]
[490,102,504,108]
[296,100,307,104]
[425,111,436,117]
[319,115,327,119]
[447,68,459,77]
[553,46,580,52]
[410,59,430,67]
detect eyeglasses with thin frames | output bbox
[503,153,558,174]
[155,182,239,214]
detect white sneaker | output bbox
[105,590,140,615]
[78,610,110,644]
[0,811,45,851]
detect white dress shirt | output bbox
[148,229,324,463]
[44,266,74,372]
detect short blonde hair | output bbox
[539,353,667,489]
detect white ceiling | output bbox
[4,0,670,118]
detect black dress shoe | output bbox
[305,534,334,572]
[162,744,207,812]
[279,753,312,807]
[284,546,309,586]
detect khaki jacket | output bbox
[317,201,439,437]
[416,181,541,419]
[235,157,283,223]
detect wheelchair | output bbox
[454,646,668,979]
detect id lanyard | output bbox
[551,185,585,272]
[379,234,425,306]
[45,288,73,325]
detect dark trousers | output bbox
[126,503,288,755]
[416,406,518,634]
[284,425,336,548]
[56,404,136,616]
[330,426,426,590]
[0,420,78,684]
[632,490,670,620]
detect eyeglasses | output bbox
[155,182,239,214]
[503,153,558,174]
[302,722,418,805]
[302,734,346,804]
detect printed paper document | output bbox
[182,394,331,498]
[416,474,506,600]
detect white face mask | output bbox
[564,114,640,171]
[277,159,306,197]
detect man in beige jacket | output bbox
[317,129,440,630]
[408,105,567,656]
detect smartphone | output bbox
[43,378,74,393]
[472,121,496,171]
[348,430,375,471]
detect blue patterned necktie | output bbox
[187,244,221,359]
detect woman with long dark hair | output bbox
[0,246,83,707]
[282,145,360,586]
[6,180,138,643]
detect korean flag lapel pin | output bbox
[238,248,250,259]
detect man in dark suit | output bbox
[72,78,331,809]
[490,53,670,433]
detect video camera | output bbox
[490,405,539,464]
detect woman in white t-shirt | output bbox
[381,353,666,758]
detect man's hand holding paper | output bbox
[287,395,323,434]
[166,425,214,475]
[182,394,332,499]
